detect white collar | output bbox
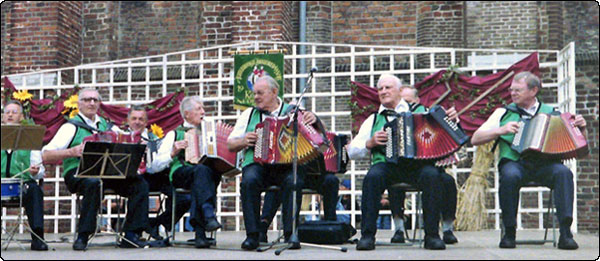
[377,98,410,114]
[78,112,101,127]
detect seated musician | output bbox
[157,95,222,248]
[471,71,585,250]
[1,101,47,251]
[227,75,318,250]
[42,88,150,250]
[121,106,191,241]
[348,74,459,250]
[386,86,459,244]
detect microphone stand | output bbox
[274,69,347,255]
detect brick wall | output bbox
[2,1,82,75]
[202,1,232,47]
[417,1,464,68]
[231,1,294,43]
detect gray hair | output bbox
[377,74,402,90]
[256,75,280,91]
[180,96,203,120]
[3,100,24,114]
[77,88,101,101]
[401,85,419,99]
[513,71,541,92]
[127,105,147,119]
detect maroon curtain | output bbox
[351,52,540,136]
[4,77,184,143]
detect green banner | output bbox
[233,53,284,110]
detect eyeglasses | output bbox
[81,97,100,103]
[3,109,21,115]
[508,88,527,93]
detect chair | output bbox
[146,191,168,241]
[500,181,557,246]
[170,187,217,246]
[376,182,423,247]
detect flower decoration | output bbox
[69,108,79,118]
[61,94,79,117]
[150,123,165,139]
[12,90,33,102]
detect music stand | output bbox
[273,71,347,255]
[1,124,54,251]
[74,141,146,249]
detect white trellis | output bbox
[1,41,576,234]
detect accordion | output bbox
[511,112,588,160]
[184,119,241,177]
[83,130,142,144]
[253,111,328,166]
[384,105,469,164]
[305,132,350,174]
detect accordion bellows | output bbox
[511,112,588,160]
[184,119,241,177]
[384,105,469,164]
[254,111,327,165]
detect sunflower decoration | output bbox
[150,123,165,139]
[12,89,33,102]
[62,94,79,118]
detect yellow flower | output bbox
[69,108,79,118]
[12,90,33,102]
[64,94,78,109]
[150,123,164,139]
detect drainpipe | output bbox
[299,1,306,107]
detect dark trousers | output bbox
[21,181,45,235]
[498,159,574,228]
[389,170,457,222]
[171,164,220,229]
[241,163,304,235]
[64,169,149,234]
[261,173,339,226]
[361,162,443,238]
[142,172,191,231]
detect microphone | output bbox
[310,66,318,74]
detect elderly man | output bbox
[121,106,192,241]
[471,71,584,250]
[1,101,47,251]
[385,86,459,245]
[227,75,319,250]
[156,96,222,248]
[42,89,150,250]
[348,74,459,250]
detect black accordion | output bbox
[384,105,469,164]
[306,132,350,175]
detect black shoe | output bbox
[145,225,164,241]
[120,233,148,248]
[391,230,406,243]
[443,230,458,244]
[195,236,211,248]
[259,231,268,243]
[558,234,578,250]
[424,235,446,250]
[31,237,48,251]
[73,235,88,251]
[356,237,375,251]
[241,237,259,250]
[283,233,300,250]
[205,218,222,232]
[499,235,516,249]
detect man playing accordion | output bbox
[348,74,459,251]
[471,71,586,250]
[227,75,319,250]
[42,88,150,250]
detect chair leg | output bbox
[171,188,176,242]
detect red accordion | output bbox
[305,132,350,174]
[384,105,469,164]
[253,111,328,165]
[511,112,588,160]
[83,130,143,144]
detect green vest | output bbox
[1,150,33,182]
[498,103,555,162]
[242,103,291,168]
[370,104,427,166]
[62,115,109,176]
[168,128,192,182]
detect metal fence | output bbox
[1,41,577,235]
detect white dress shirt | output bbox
[478,99,540,132]
[151,120,198,173]
[347,99,410,160]
[42,113,103,152]
[228,97,285,141]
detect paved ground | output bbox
[2,230,599,260]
